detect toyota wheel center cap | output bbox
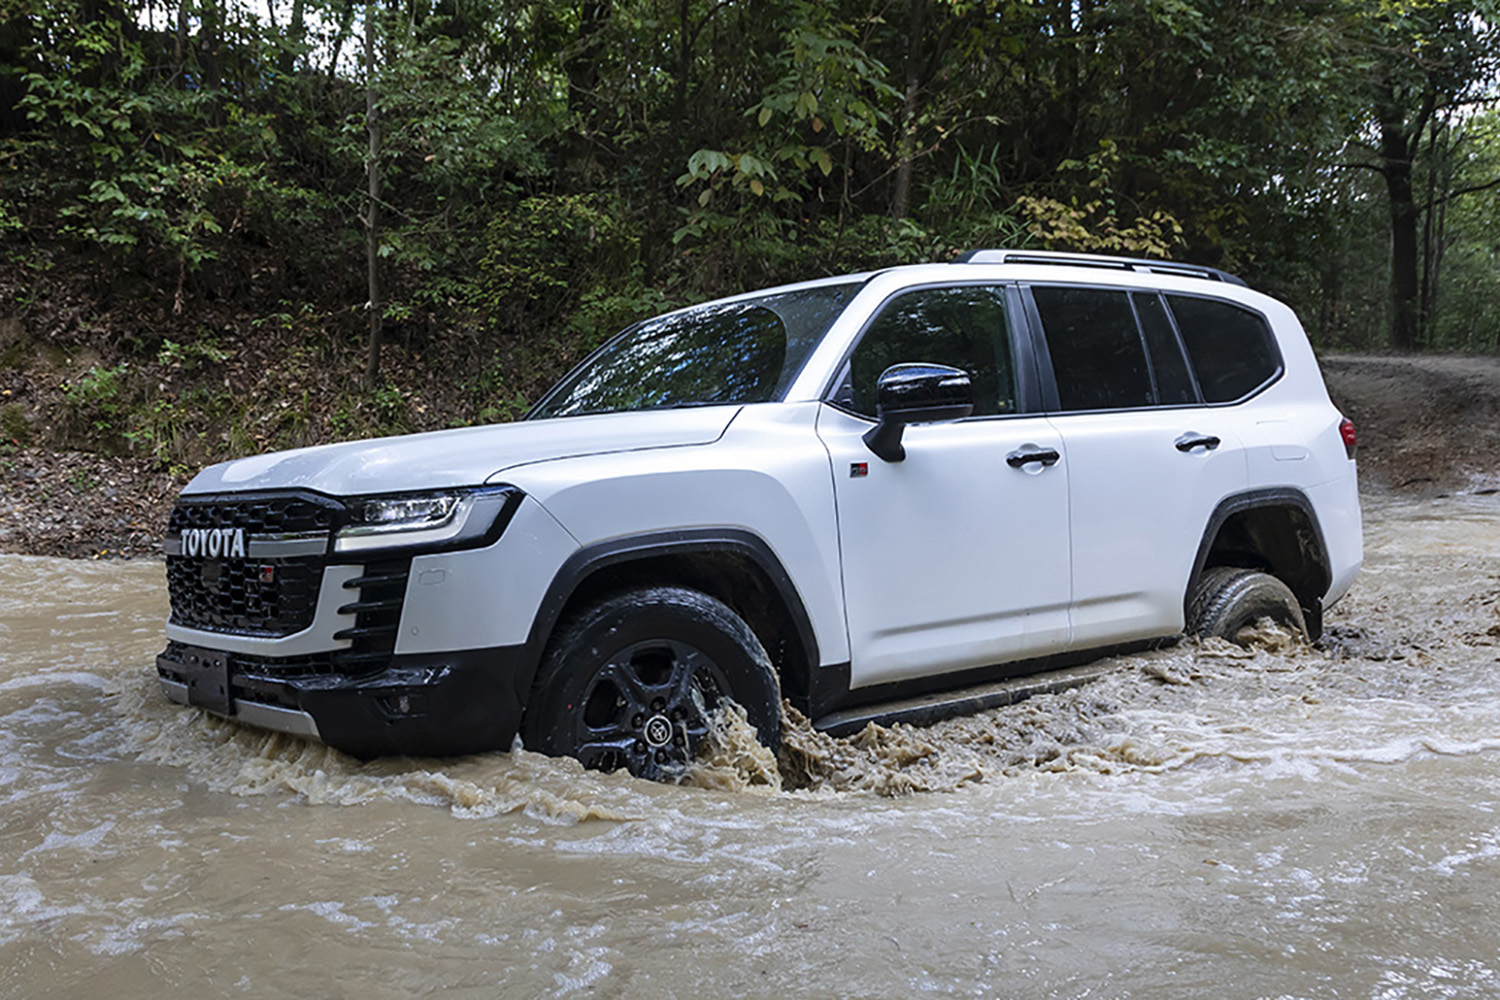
[642,714,673,749]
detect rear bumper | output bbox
[156,643,529,758]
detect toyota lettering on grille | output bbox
[181,527,248,559]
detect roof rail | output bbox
[954,249,1249,288]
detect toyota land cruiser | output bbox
[157,250,1362,779]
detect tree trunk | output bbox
[364,4,382,389]
[1377,112,1419,351]
[172,0,189,85]
[567,0,611,120]
[200,0,221,93]
[277,0,306,76]
[890,0,927,220]
[327,0,358,79]
[0,12,30,134]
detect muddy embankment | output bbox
[1321,353,1500,493]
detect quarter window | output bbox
[1033,286,1153,411]
[1132,293,1198,404]
[1166,295,1280,403]
[841,285,1015,418]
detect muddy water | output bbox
[3,495,1499,999]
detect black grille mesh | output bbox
[166,493,343,637]
[166,557,323,636]
[167,494,341,535]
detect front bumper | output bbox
[156,643,529,758]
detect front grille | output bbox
[166,556,323,635]
[167,493,341,536]
[165,492,344,637]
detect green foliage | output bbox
[674,5,896,243]
[157,338,230,370]
[12,11,281,277]
[475,193,638,337]
[62,363,129,434]
[467,363,532,425]
[66,467,98,493]
[372,384,406,428]
[2,0,1500,431]
[0,403,30,445]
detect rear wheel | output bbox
[523,587,781,781]
[1187,566,1307,643]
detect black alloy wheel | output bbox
[523,587,781,781]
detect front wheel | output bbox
[522,587,781,781]
[1187,566,1307,643]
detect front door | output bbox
[817,284,1073,691]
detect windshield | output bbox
[528,282,862,419]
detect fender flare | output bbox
[513,528,822,709]
[1187,487,1332,633]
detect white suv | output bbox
[157,250,1362,779]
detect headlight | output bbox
[333,487,519,555]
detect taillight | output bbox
[1339,417,1357,459]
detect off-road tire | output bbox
[1187,566,1307,643]
[522,586,781,781]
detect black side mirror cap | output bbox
[862,363,974,462]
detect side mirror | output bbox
[862,363,974,462]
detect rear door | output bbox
[817,283,1072,690]
[1025,285,1248,646]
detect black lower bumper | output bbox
[157,643,531,759]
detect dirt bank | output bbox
[2,351,1498,558]
[1322,352,1500,493]
[0,449,185,558]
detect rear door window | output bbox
[1032,286,1153,411]
[1166,295,1281,403]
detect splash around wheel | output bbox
[522,586,782,781]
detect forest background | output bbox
[2,0,1499,475]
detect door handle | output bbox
[1006,445,1061,469]
[1175,432,1221,453]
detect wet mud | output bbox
[2,492,1499,998]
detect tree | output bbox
[1345,1,1499,348]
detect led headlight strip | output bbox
[333,486,520,555]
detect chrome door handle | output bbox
[1006,446,1061,469]
[1174,432,1221,453]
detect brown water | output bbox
[2,494,1499,999]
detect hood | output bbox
[183,407,740,497]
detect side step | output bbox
[811,662,1118,737]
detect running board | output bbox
[811,662,1117,737]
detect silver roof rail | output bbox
[954,249,1249,288]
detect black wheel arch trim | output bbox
[1187,487,1332,630]
[517,528,823,714]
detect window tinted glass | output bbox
[529,283,860,419]
[1166,295,1280,403]
[1133,292,1198,404]
[842,285,1014,418]
[1033,286,1153,411]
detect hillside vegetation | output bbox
[1,0,1499,478]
